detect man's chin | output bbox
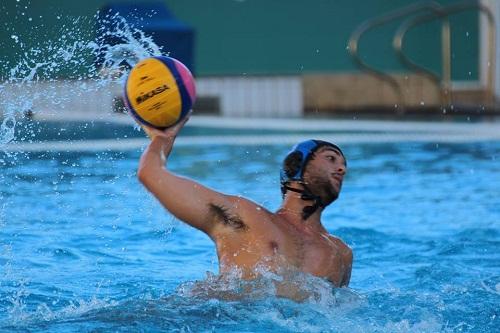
[323,191,339,206]
[309,181,340,206]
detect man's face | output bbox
[302,146,347,206]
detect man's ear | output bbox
[283,151,303,178]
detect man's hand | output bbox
[140,111,192,140]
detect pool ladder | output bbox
[348,0,496,113]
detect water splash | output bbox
[3,292,118,330]
[3,272,450,333]
[0,11,162,147]
[0,7,163,329]
[176,266,363,306]
[2,269,368,333]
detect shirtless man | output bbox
[137,116,352,292]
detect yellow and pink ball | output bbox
[124,56,196,129]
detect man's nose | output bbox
[337,165,346,175]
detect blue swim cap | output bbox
[280,139,345,195]
[280,139,346,220]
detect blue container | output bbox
[97,2,195,73]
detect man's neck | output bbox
[277,191,326,234]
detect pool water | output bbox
[0,140,499,332]
[12,119,387,143]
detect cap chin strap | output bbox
[283,184,324,220]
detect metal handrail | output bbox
[348,1,443,112]
[394,0,496,107]
[394,12,449,105]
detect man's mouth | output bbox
[330,175,343,191]
[331,174,343,185]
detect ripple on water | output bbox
[2,138,499,332]
[1,287,454,333]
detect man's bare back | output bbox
[137,116,352,293]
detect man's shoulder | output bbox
[326,234,352,257]
[221,195,278,232]
[227,195,273,216]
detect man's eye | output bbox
[327,156,336,161]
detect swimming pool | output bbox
[0,123,499,332]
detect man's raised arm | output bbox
[137,117,234,237]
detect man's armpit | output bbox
[208,203,248,231]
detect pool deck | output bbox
[3,112,500,152]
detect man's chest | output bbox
[223,212,352,284]
[274,231,347,277]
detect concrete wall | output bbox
[0,77,303,118]
[0,0,480,79]
[196,77,302,117]
[480,0,500,100]
[0,81,122,118]
[1,0,490,116]
[303,74,441,112]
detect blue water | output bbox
[1,139,499,332]
[12,119,387,143]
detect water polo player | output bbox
[137,118,352,292]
